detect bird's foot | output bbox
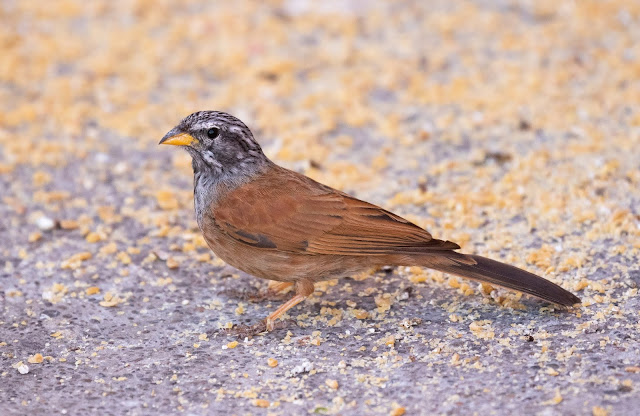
[248,282,294,303]
[222,321,267,337]
[221,319,292,337]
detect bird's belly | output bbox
[201,228,371,283]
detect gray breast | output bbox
[194,172,215,230]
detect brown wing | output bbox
[211,166,459,256]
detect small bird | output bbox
[160,111,580,331]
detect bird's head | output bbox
[160,111,267,178]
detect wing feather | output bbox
[211,166,459,255]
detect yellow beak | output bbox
[159,131,199,146]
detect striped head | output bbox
[160,111,268,179]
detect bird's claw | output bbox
[221,321,267,337]
[220,318,293,337]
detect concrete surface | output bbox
[1,1,640,415]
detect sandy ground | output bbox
[1,1,639,415]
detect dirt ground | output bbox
[1,1,639,415]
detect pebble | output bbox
[289,360,314,376]
[17,363,29,374]
[36,216,55,231]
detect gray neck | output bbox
[192,156,271,229]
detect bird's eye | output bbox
[207,127,220,139]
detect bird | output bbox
[159,111,580,332]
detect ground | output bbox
[1,1,640,415]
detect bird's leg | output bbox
[248,281,293,303]
[268,281,294,295]
[265,280,314,331]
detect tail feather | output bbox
[426,253,581,306]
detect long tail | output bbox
[424,253,581,306]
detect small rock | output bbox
[36,216,55,231]
[289,360,314,376]
[17,363,29,374]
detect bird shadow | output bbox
[214,319,294,338]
